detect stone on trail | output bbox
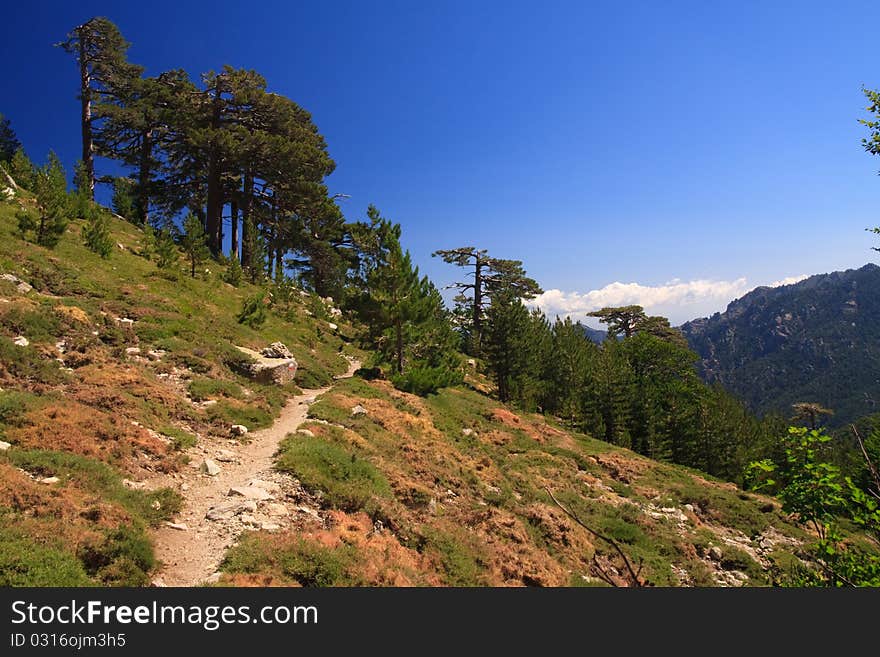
[230,424,249,437]
[164,522,189,531]
[247,479,282,495]
[228,485,274,501]
[200,459,221,476]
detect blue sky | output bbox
[2,1,879,324]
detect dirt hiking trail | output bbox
[148,357,360,586]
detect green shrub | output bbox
[0,336,66,384]
[79,525,155,586]
[0,304,62,342]
[222,534,360,587]
[187,377,243,401]
[237,293,267,328]
[83,209,113,258]
[0,528,92,586]
[207,401,273,430]
[223,258,243,287]
[160,425,197,450]
[277,435,390,512]
[391,365,462,396]
[422,529,483,586]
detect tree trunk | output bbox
[241,171,253,269]
[230,198,239,261]
[396,317,404,374]
[137,128,152,225]
[472,258,483,354]
[78,35,94,200]
[205,86,223,255]
[275,246,283,281]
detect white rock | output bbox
[215,449,237,462]
[40,476,60,484]
[13,336,29,347]
[228,485,273,501]
[265,503,289,517]
[230,424,249,437]
[351,404,367,417]
[0,440,11,451]
[16,282,31,294]
[147,349,165,360]
[327,322,338,331]
[297,428,315,437]
[206,500,257,521]
[200,459,221,476]
[260,522,281,531]
[180,483,190,491]
[708,546,723,561]
[329,307,342,317]
[116,317,135,327]
[461,428,474,437]
[117,242,125,250]
[467,358,476,367]
[122,478,146,490]
[150,500,161,510]
[247,479,282,495]
[204,572,222,584]
[164,522,189,531]
[125,347,141,356]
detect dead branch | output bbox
[546,487,647,587]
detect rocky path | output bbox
[148,357,360,587]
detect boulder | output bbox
[351,404,367,417]
[125,347,141,356]
[708,546,723,561]
[230,424,249,437]
[261,342,293,359]
[233,345,298,385]
[0,440,11,451]
[40,476,60,484]
[200,458,221,476]
[265,503,289,517]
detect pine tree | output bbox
[58,17,143,198]
[29,152,70,248]
[0,114,21,164]
[152,226,178,271]
[9,149,36,190]
[223,257,243,287]
[178,213,210,278]
[433,247,542,355]
[111,177,137,220]
[71,160,97,221]
[83,209,113,258]
[549,317,596,422]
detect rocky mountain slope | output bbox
[681,264,880,425]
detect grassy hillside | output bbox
[0,190,356,585]
[221,376,810,587]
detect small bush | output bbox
[160,425,197,450]
[391,365,462,396]
[0,528,92,586]
[0,304,62,342]
[79,525,155,586]
[222,534,360,587]
[187,377,243,401]
[207,401,273,430]
[277,435,390,512]
[83,210,113,258]
[237,294,267,328]
[223,258,243,287]
[0,337,66,384]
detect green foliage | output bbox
[206,401,273,431]
[748,427,880,586]
[111,177,138,222]
[223,256,243,287]
[391,365,462,396]
[178,212,211,278]
[276,435,390,512]
[79,525,155,586]
[19,151,70,248]
[151,226,178,271]
[861,86,880,166]
[422,528,484,586]
[223,534,360,586]
[0,336,67,384]
[0,114,21,164]
[237,293,267,328]
[187,377,243,401]
[8,148,35,190]
[0,527,93,586]
[83,208,114,258]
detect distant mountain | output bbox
[581,325,607,345]
[681,264,880,425]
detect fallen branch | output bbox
[546,487,648,587]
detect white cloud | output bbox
[529,274,809,326]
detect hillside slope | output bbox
[0,189,356,585]
[681,264,880,424]
[0,188,813,587]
